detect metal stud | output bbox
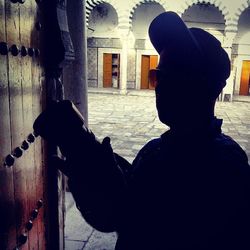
[37,199,43,209]
[34,48,40,57]
[31,209,39,219]
[4,154,15,167]
[27,133,35,143]
[21,140,29,150]
[20,46,28,57]
[33,130,39,137]
[9,44,19,56]
[13,147,23,158]
[0,42,8,55]
[18,233,28,245]
[26,220,33,231]
[28,48,35,57]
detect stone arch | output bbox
[179,0,230,29]
[86,0,120,26]
[230,0,250,32]
[128,0,168,28]
[87,1,119,38]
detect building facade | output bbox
[86,0,250,98]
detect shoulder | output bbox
[212,133,250,180]
[132,138,161,168]
[214,133,249,163]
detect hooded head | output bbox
[148,12,230,128]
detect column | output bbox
[222,31,237,101]
[119,29,130,94]
[64,0,88,124]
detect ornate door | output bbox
[0,0,74,249]
[240,60,250,96]
[103,53,112,88]
[141,55,158,89]
[0,0,46,249]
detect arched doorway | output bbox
[87,3,120,89]
[131,2,164,90]
[234,7,250,96]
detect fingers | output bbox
[50,155,70,176]
[102,136,115,155]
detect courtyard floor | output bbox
[65,90,250,250]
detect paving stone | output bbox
[65,92,250,250]
[83,230,117,250]
[65,192,94,242]
[65,240,85,250]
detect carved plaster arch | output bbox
[179,0,230,31]
[86,0,120,27]
[229,0,250,33]
[128,0,168,28]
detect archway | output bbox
[233,6,250,95]
[131,2,164,89]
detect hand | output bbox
[33,100,85,143]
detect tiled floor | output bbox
[65,91,250,249]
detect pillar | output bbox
[64,0,88,124]
[221,31,237,101]
[119,29,130,94]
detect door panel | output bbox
[141,55,150,89]
[240,60,250,96]
[141,55,158,89]
[103,53,112,88]
[149,55,158,89]
[0,1,46,249]
[0,0,16,249]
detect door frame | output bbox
[235,55,250,95]
[98,48,122,88]
[136,49,158,90]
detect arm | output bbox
[33,100,131,232]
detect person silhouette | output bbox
[34,11,250,250]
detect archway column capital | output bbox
[223,31,237,48]
[118,28,131,40]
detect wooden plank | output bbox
[5,2,29,249]
[19,0,39,249]
[30,0,46,248]
[0,0,17,249]
[141,55,150,89]
[103,53,112,87]
[240,60,250,96]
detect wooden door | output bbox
[0,1,46,249]
[103,53,112,88]
[141,55,158,89]
[141,55,150,89]
[240,60,250,95]
[149,55,158,89]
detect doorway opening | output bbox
[103,53,120,88]
[141,55,158,89]
[239,60,250,95]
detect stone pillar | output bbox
[64,0,88,124]
[119,29,130,94]
[221,31,237,101]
